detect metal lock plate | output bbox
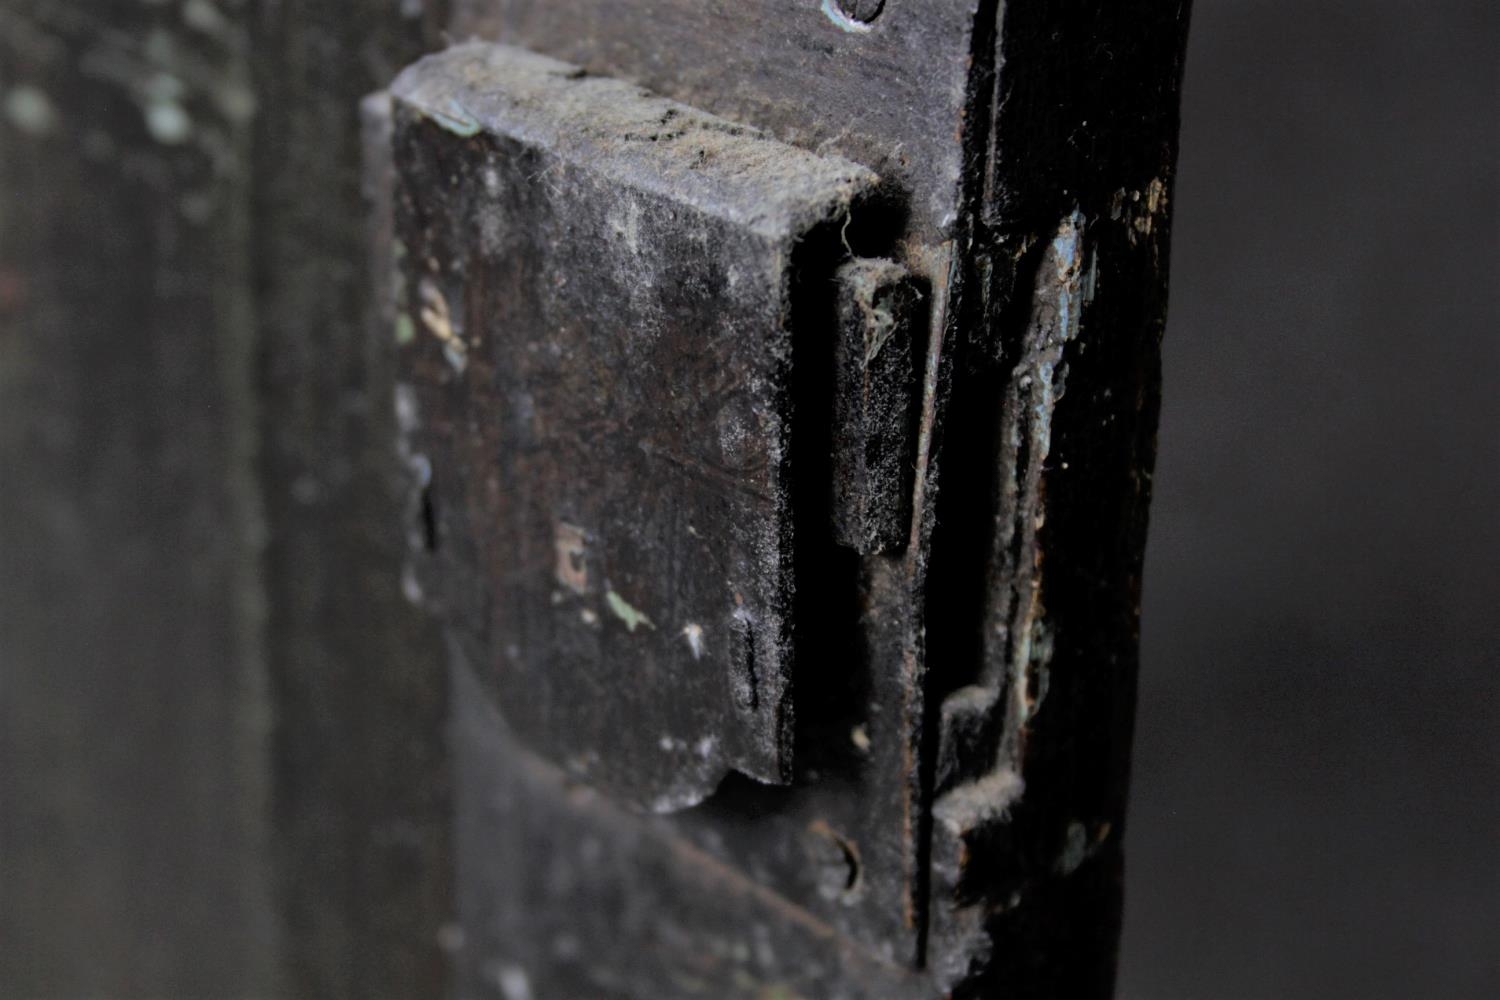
[391,43,877,810]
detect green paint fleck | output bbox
[1055,820,1088,876]
[395,313,416,345]
[605,590,655,633]
[427,98,481,137]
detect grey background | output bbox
[1119,1,1498,997]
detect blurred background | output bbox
[1120,1,1498,997]
[2,1,1495,998]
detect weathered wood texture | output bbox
[448,0,987,240]
[1,1,1190,997]
[390,45,879,810]
[832,258,926,555]
[0,3,275,994]
[250,3,453,997]
[389,3,1189,996]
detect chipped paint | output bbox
[394,312,416,345]
[850,724,871,753]
[681,623,705,660]
[932,768,1025,838]
[418,276,466,372]
[605,589,655,633]
[1109,177,1169,245]
[1054,819,1113,877]
[426,96,481,137]
[1055,820,1088,875]
[820,0,876,35]
[553,521,589,594]
[992,212,1089,746]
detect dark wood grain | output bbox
[390,43,878,809]
[250,3,452,997]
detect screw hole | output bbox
[822,0,885,32]
[807,820,863,900]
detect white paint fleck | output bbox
[649,786,711,813]
[400,565,424,605]
[144,99,191,144]
[394,382,420,433]
[4,86,58,136]
[418,277,466,373]
[681,623,705,660]
[850,724,871,753]
[494,964,533,1000]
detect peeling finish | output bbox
[604,590,655,633]
[553,521,589,595]
[417,276,465,373]
[1001,210,1090,753]
[1110,176,1170,245]
[850,724,871,753]
[681,623,705,660]
[424,96,481,137]
[932,768,1025,838]
[1054,820,1088,876]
